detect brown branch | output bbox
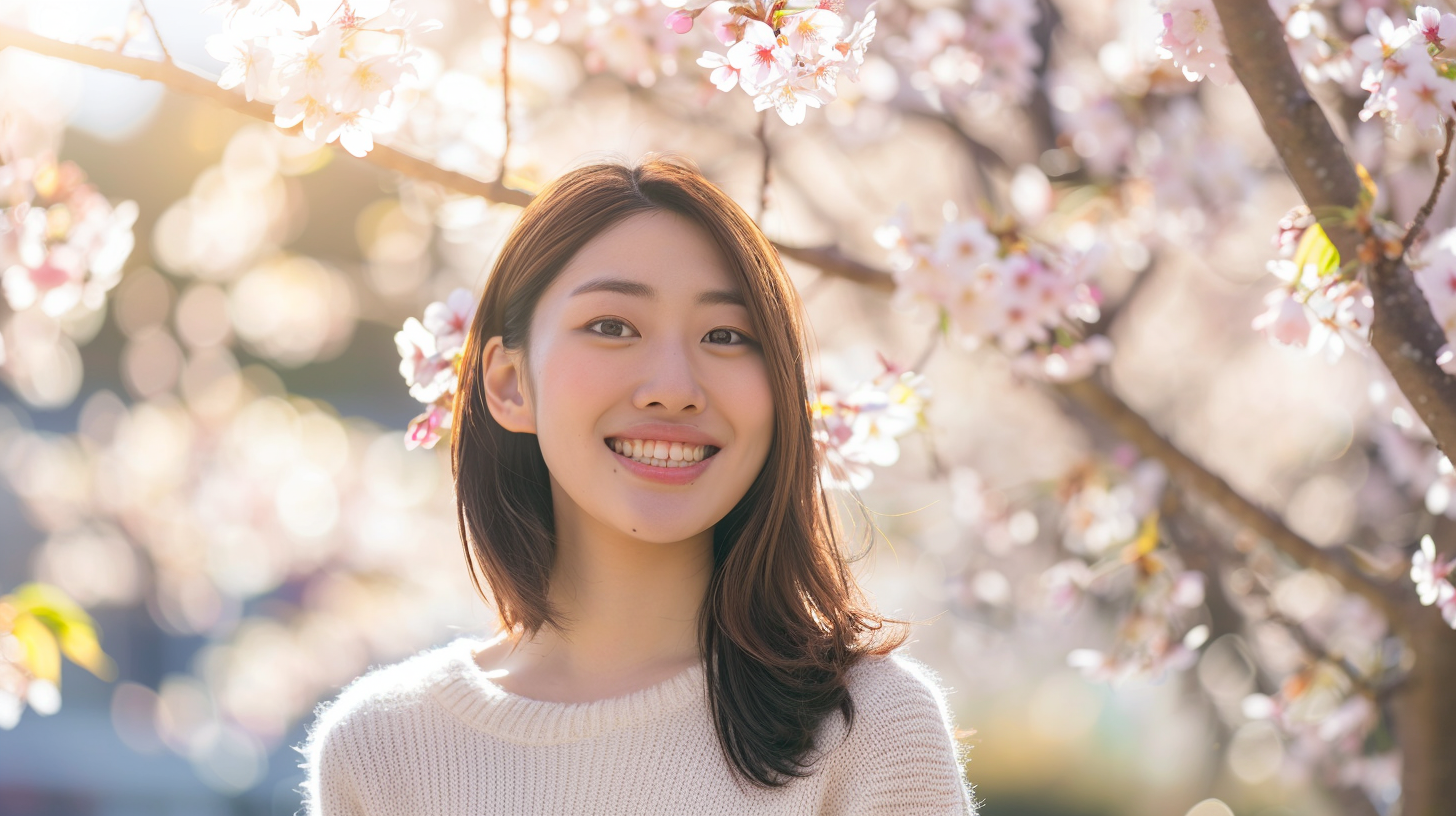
[0,19,1408,630]
[500,2,512,177]
[1403,116,1456,255]
[1210,0,1456,467]
[1058,374,1403,625]
[136,0,172,64]
[757,114,770,221]
[0,24,533,209]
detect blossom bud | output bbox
[665,9,693,33]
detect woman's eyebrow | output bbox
[568,275,746,307]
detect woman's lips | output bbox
[607,445,714,485]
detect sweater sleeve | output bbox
[296,693,369,816]
[819,653,978,816]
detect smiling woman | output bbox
[295,156,978,816]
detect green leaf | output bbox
[1292,223,1341,280]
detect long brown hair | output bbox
[450,155,911,789]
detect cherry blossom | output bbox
[0,155,138,319]
[396,287,478,449]
[877,207,1103,355]
[1156,0,1236,86]
[1411,534,1456,626]
[1354,6,1456,132]
[204,0,439,157]
[678,1,878,125]
[1254,208,1377,361]
[812,358,930,490]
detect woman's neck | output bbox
[478,490,713,703]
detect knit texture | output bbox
[295,636,978,815]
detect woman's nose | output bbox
[633,341,707,413]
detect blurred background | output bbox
[2,0,1450,814]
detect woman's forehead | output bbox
[549,210,744,302]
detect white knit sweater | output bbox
[296,636,978,815]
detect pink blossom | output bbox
[423,288,477,356]
[727,21,793,92]
[1156,0,1236,86]
[782,8,844,59]
[405,403,452,451]
[1410,6,1456,48]
[696,51,739,92]
[664,9,693,34]
[1251,288,1313,347]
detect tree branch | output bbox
[1403,116,1456,256]
[1210,0,1456,465]
[0,20,1408,628]
[0,24,533,208]
[1058,374,1404,624]
[136,0,172,64]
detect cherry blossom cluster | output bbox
[874,206,1105,363]
[395,288,476,450]
[671,0,877,125]
[899,0,1042,105]
[1155,0,1235,86]
[205,0,439,157]
[1354,6,1456,132]
[1411,534,1456,626]
[812,356,929,491]
[0,154,137,319]
[1045,457,1213,684]
[1252,206,1375,362]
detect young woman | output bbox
[298,156,977,815]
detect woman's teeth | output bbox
[609,438,715,468]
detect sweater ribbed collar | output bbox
[427,637,707,746]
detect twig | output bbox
[757,114,770,221]
[137,0,172,64]
[1403,116,1456,256]
[1266,610,1378,695]
[911,323,940,373]
[500,1,512,177]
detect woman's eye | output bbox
[704,327,751,346]
[588,318,638,338]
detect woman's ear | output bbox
[481,335,537,434]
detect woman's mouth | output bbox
[605,437,721,468]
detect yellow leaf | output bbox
[1355,163,1379,210]
[5,582,116,682]
[59,624,117,682]
[1133,512,1160,557]
[11,614,61,684]
[1292,223,1341,279]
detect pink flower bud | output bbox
[665,9,693,34]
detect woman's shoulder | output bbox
[843,648,960,723]
[314,638,468,725]
[298,642,470,760]
[818,647,978,814]
[294,637,479,815]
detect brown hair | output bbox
[450,155,911,789]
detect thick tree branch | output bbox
[1056,375,1404,625]
[1210,0,1456,465]
[0,20,1407,629]
[0,24,532,208]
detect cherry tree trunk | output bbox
[1395,616,1456,816]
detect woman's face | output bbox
[496,209,775,545]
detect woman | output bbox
[298,156,977,815]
